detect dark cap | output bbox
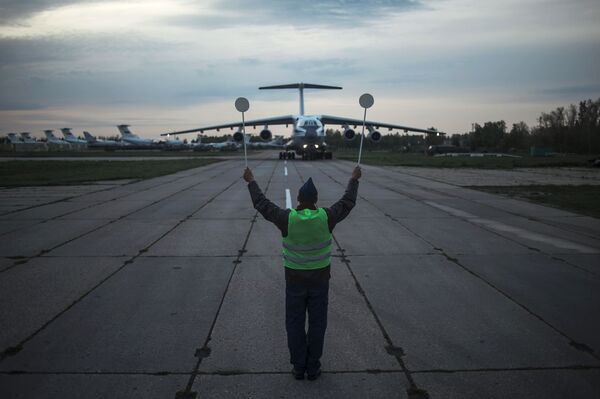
[298,177,318,204]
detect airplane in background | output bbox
[247,135,285,150]
[6,133,23,144]
[192,134,241,151]
[161,82,439,159]
[161,134,188,150]
[117,125,158,147]
[20,132,38,143]
[83,131,123,149]
[44,130,71,148]
[60,128,88,146]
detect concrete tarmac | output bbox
[1,159,599,398]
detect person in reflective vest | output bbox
[244,165,361,381]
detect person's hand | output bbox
[352,165,362,180]
[243,167,255,183]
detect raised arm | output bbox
[244,167,290,235]
[325,166,361,232]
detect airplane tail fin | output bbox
[259,82,342,115]
[60,128,76,139]
[117,124,137,138]
[83,131,96,142]
[44,130,57,139]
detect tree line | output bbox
[327,98,600,154]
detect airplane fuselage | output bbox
[285,115,326,153]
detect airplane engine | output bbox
[343,128,356,141]
[233,131,244,142]
[260,129,272,141]
[368,130,382,143]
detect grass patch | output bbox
[0,159,220,187]
[470,185,600,218]
[334,150,596,169]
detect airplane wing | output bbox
[319,115,440,135]
[161,115,296,136]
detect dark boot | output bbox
[291,367,305,380]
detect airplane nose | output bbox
[305,129,317,142]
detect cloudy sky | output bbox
[1,0,599,139]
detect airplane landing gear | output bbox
[279,151,296,160]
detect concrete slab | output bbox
[400,216,530,255]
[49,219,176,256]
[457,253,600,353]
[0,257,16,272]
[0,219,109,257]
[544,216,600,238]
[367,199,454,219]
[198,257,399,373]
[245,220,283,256]
[414,369,600,399]
[557,253,600,274]
[0,201,89,220]
[125,197,202,221]
[0,374,187,399]
[59,200,154,220]
[333,217,434,255]
[480,216,600,254]
[0,219,42,235]
[0,257,235,372]
[146,219,250,257]
[192,200,254,220]
[476,197,577,218]
[348,254,593,370]
[194,372,409,398]
[0,256,126,350]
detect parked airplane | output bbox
[117,125,157,147]
[44,130,71,148]
[161,134,188,150]
[247,135,285,149]
[83,131,123,149]
[20,132,38,143]
[192,134,240,151]
[6,133,23,144]
[161,82,438,159]
[60,128,88,146]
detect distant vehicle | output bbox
[83,131,123,150]
[60,128,88,146]
[117,125,158,147]
[44,130,71,148]
[162,82,438,160]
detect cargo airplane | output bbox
[161,83,439,159]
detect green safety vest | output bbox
[283,208,332,270]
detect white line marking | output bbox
[285,189,292,209]
[284,166,288,176]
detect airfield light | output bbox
[315,144,319,148]
[303,144,308,148]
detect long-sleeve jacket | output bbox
[247,178,359,285]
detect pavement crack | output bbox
[175,159,280,399]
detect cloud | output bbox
[163,0,422,29]
[0,0,96,24]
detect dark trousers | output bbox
[285,281,329,374]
